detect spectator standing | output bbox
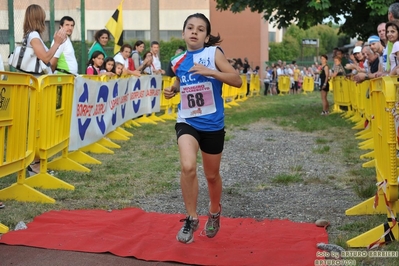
[50,16,78,75]
[270,63,277,95]
[263,66,271,95]
[345,46,366,74]
[368,35,386,71]
[335,49,351,75]
[114,44,141,77]
[293,64,301,94]
[386,2,399,71]
[23,4,67,176]
[140,51,154,75]
[131,40,145,70]
[150,41,166,75]
[276,63,283,94]
[377,23,387,48]
[287,64,294,94]
[331,55,346,78]
[242,57,250,73]
[353,45,381,83]
[88,29,110,59]
[386,20,399,75]
[319,55,330,115]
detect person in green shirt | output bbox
[88,29,110,59]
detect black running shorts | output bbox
[175,123,225,154]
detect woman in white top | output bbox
[23,4,66,176]
[386,20,399,75]
[23,4,66,77]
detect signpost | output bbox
[301,38,319,61]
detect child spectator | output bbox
[100,57,116,76]
[140,51,153,75]
[115,62,124,76]
[101,57,115,73]
[86,51,104,75]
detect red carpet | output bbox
[0,208,327,265]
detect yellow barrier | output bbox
[346,76,398,248]
[302,76,314,94]
[346,80,360,121]
[331,76,352,113]
[236,75,248,101]
[159,76,176,120]
[352,81,369,130]
[278,75,290,95]
[222,82,240,108]
[222,83,232,109]
[0,72,55,209]
[25,75,79,190]
[249,74,261,97]
[354,81,375,163]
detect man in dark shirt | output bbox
[353,45,380,83]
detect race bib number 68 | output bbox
[179,81,216,118]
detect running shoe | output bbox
[203,204,222,238]
[176,216,199,244]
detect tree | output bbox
[215,0,396,39]
[268,24,342,62]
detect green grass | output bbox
[271,173,303,184]
[1,92,398,265]
[313,145,331,154]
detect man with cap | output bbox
[368,35,386,71]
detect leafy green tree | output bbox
[268,24,343,62]
[215,0,396,39]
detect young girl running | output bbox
[164,13,242,244]
[86,51,104,75]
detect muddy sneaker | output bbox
[176,216,199,244]
[203,204,222,238]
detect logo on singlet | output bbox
[198,57,211,67]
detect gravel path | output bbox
[136,120,364,240]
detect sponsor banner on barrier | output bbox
[69,75,162,151]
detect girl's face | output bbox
[145,52,153,62]
[320,56,326,63]
[99,33,109,46]
[387,25,399,42]
[354,52,364,61]
[115,64,123,75]
[93,54,104,67]
[137,44,145,53]
[106,61,114,71]
[182,17,209,51]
